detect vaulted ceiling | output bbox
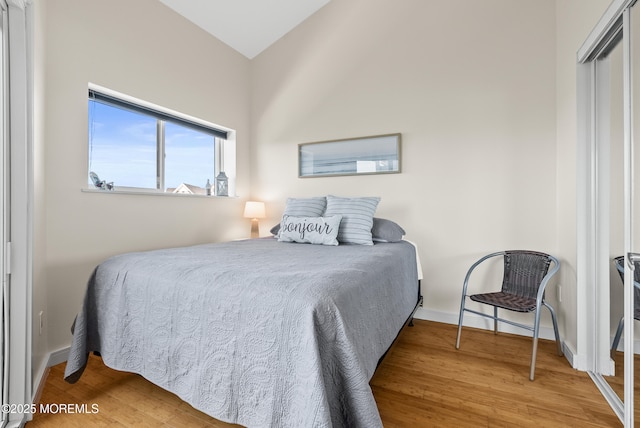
[159,0,331,59]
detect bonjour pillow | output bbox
[271,197,327,236]
[324,195,380,245]
[277,215,342,245]
[372,218,406,242]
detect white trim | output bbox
[576,37,625,428]
[594,53,615,377]
[612,331,640,354]
[26,347,68,425]
[577,0,636,63]
[31,347,68,400]
[29,366,47,420]
[81,188,239,198]
[590,372,625,422]
[621,8,634,426]
[4,2,32,427]
[562,342,579,369]
[47,347,70,367]
[415,307,561,342]
[4,0,26,11]
[0,2,7,427]
[416,306,578,370]
[576,61,596,373]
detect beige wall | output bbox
[251,0,560,330]
[34,0,252,374]
[32,0,48,387]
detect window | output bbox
[87,85,233,195]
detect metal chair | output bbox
[455,250,562,381]
[610,256,640,353]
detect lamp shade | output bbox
[243,201,266,219]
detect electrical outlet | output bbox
[39,311,44,335]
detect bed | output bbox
[64,232,421,427]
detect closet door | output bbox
[631,4,640,426]
[601,30,625,407]
[577,1,639,426]
[0,3,7,426]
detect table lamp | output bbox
[244,201,266,238]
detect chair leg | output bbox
[494,307,498,334]
[611,316,624,355]
[530,340,539,381]
[530,308,543,381]
[456,298,466,349]
[544,302,563,357]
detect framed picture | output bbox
[298,133,401,178]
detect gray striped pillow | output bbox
[324,195,380,245]
[283,197,326,217]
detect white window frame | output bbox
[86,84,236,196]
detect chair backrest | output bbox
[614,256,640,283]
[613,256,640,314]
[501,251,553,299]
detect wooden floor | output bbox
[27,320,621,427]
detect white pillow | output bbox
[324,195,380,245]
[277,215,342,246]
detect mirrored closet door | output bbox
[632,3,640,424]
[578,0,639,426]
[602,32,625,406]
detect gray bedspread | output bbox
[64,238,419,427]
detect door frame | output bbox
[577,0,636,425]
[4,0,32,427]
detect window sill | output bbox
[81,188,237,198]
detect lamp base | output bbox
[250,219,260,238]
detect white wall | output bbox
[34,0,252,376]
[32,0,47,390]
[251,0,561,331]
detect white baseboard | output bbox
[31,347,70,405]
[611,335,640,355]
[31,360,48,406]
[413,306,640,359]
[413,307,559,341]
[412,307,575,365]
[48,347,70,367]
[561,341,578,368]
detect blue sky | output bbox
[88,101,215,190]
